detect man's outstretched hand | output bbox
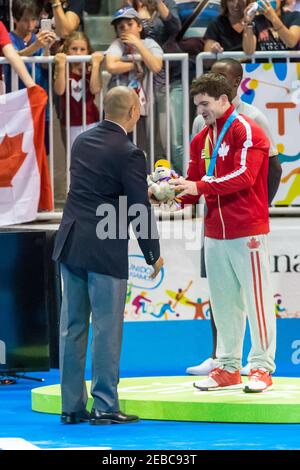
[149,256,164,279]
[170,177,199,197]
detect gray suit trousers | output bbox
[59,263,127,413]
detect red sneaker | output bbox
[193,367,243,391]
[243,369,273,393]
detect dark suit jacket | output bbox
[53,120,160,279]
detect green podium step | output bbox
[31,376,300,423]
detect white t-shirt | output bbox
[192,95,278,157]
[106,38,163,115]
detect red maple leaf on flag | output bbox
[0,133,27,188]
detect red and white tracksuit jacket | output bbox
[183,105,270,239]
[183,105,276,372]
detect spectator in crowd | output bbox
[9,0,56,65]
[54,31,103,147]
[35,1,84,207]
[187,58,282,377]
[172,73,276,393]
[5,1,56,152]
[125,1,184,173]
[204,0,250,53]
[106,7,163,163]
[243,0,300,53]
[37,0,84,38]
[5,0,55,94]
[0,20,35,91]
[130,0,181,46]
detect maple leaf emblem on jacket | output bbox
[218,142,230,160]
[0,133,27,187]
[247,237,261,250]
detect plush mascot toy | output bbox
[147,159,181,211]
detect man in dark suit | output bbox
[53,86,164,425]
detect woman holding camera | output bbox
[38,0,84,38]
[204,0,251,53]
[242,0,300,54]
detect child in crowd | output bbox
[105,7,163,162]
[5,0,56,153]
[54,31,103,148]
[5,0,56,92]
[0,20,35,93]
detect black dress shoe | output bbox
[61,409,90,424]
[89,409,139,425]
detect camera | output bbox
[40,18,53,31]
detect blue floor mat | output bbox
[0,369,300,450]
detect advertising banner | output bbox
[126,217,300,322]
[240,62,300,206]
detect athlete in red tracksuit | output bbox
[173,73,276,393]
[184,105,270,239]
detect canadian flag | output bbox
[0,85,53,226]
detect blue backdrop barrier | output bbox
[116,217,300,378]
[119,319,300,378]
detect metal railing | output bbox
[196,50,300,76]
[1,51,300,219]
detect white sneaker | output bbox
[243,369,273,393]
[240,363,251,376]
[194,368,243,391]
[186,357,217,376]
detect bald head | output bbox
[104,86,140,120]
[211,59,243,99]
[211,59,243,79]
